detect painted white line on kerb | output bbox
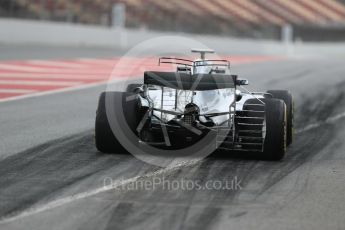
[27,60,89,68]
[0,64,51,72]
[0,89,37,94]
[77,58,117,66]
[0,160,200,224]
[0,64,112,74]
[0,73,108,80]
[0,80,82,86]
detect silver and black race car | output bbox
[95,49,294,160]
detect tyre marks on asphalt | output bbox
[101,125,338,229]
[0,133,156,219]
[100,159,255,230]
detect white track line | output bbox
[0,80,82,86]
[0,73,108,80]
[0,64,51,72]
[0,160,200,224]
[0,64,112,74]
[27,60,89,68]
[0,89,37,94]
[76,58,118,66]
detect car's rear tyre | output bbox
[126,84,142,93]
[95,91,139,153]
[242,98,287,160]
[263,98,287,160]
[267,90,294,146]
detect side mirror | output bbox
[236,79,249,86]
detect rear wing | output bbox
[158,57,193,67]
[158,57,230,68]
[144,71,236,91]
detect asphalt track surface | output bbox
[1,45,345,230]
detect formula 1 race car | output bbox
[95,49,294,160]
